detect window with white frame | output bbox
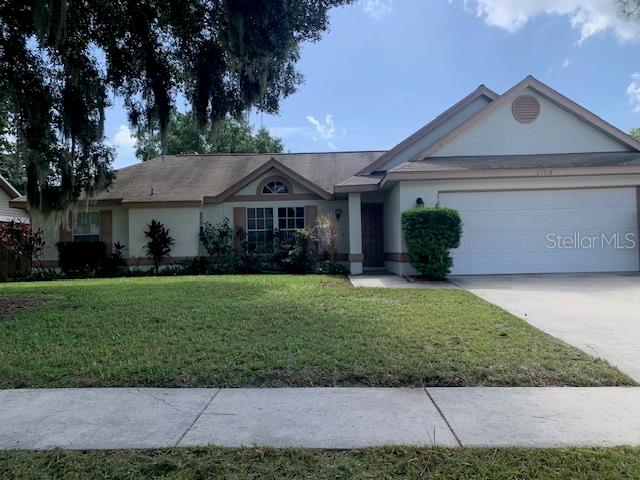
[261,180,288,195]
[73,212,100,241]
[278,207,305,242]
[246,207,273,251]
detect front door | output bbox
[361,203,384,267]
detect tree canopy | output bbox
[0,0,351,212]
[630,127,640,142]
[0,97,26,192]
[135,112,284,161]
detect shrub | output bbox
[144,219,175,273]
[283,227,317,274]
[0,221,45,279]
[315,213,339,261]
[401,206,462,280]
[263,229,289,271]
[101,242,128,277]
[29,267,63,281]
[181,256,209,275]
[313,259,348,275]
[199,218,238,272]
[56,241,107,277]
[236,248,261,274]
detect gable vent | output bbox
[512,94,540,123]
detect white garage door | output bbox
[439,188,639,275]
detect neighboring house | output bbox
[0,174,28,224]
[11,75,640,275]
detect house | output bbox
[11,75,640,275]
[0,174,28,224]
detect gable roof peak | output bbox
[416,74,640,157]
[356,83,498,175]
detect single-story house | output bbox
[0,174,28,224]
[12,75,640,275]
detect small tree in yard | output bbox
[283,227,317,274]
[0,221,46,278]
[401,207,462,280]
[144,219,175,274]
[199,218,237,272]
[315,213,339,261]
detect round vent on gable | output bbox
[512,94,540,123]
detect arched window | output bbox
[261,180,289,195]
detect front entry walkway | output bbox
[349,274,458,289]
[2,387,640,450]
[451,273,640,382]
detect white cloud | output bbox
[110,124,138,167]
[562,57,572,68]
[113,124,136,149]
[362,0,393,19]
[306,114,336,141]
[465,0,640,44]
[627,72,640,112]
[305,114,347,150]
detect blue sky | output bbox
[107,0,640,168]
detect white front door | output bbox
[439,188,639,275]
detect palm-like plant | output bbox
[144,219,175,274]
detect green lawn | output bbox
[0,275,632,387]
[2,447,640,479]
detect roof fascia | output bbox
[385,164,640,182]
[0,174,21,198]
[333,183,381,194]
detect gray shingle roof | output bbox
[88,151,385,203]
[335,174,384,188]
[389,152,640,173]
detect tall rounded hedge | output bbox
[401,207,462,280]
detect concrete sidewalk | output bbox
[2,387,640,450]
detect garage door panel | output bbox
[451,189,635,211]
[439,188,639,274]
[584,208,637,229]
[457,232,490,253]
[462,212,490,231]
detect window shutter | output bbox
[304,206,318,228]
[59,211,72,241]
[233,207,246,253]
[100,210,113,255]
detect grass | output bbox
[0,275,633,388]
[2,447,640,479]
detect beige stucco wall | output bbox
[203,198,350,255]
[127,207,200,259]
[388,173,640,275]
[34,206,129,261]
[31,211,64,262]
[434,91,629,156]
[200,170,350,256]
[382,184,401,254]
[31,196,350,264]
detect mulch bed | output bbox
[0,296,46,319]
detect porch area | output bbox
[345,190,401,275]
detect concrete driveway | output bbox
[451,273,640,383]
